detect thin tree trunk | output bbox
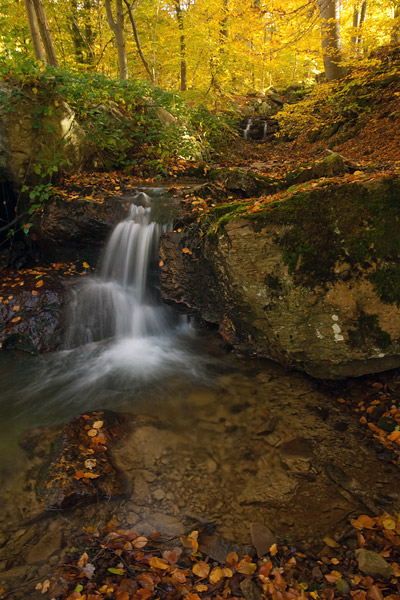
[392,4,400,44]
[32,0,59,66]
[351,5,360,54]
[174,0,187,92]
[105,0,128,80]
[24,0,45,61]
[357,1,367,54]
[123,0,155,84]
[220,0,229,52]
[317,0,346,81]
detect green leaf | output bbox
[107,567,125,575]
[74,584,84,592]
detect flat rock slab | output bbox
[36,410,127,509]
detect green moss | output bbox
[347,311,391,350]
[369,266,400,307]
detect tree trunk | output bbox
[391,2,400,44]
[123,0,155,84]
[220,0,229,52]
[24,0,45,62]
[317,0,346,81]
[174,0,187,92]
[105,0,128,80]
[32,0,59,66]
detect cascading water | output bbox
[2,187,211,423]
[66,191,177,347]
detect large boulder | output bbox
[32,194,130,263]
[0,265,69,353]
[0,83,87,189]
[160,175,400,378]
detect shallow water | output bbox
[1,186,400,597]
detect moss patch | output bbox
[347,311,391,350]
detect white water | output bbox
[66,196,178,345]
[0,189,217,428]
[243,118,252,140]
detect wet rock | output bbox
[240,578,263,600]
[286,153,347,186]
[199,535,254,563]
[250,523,277,557]
[160,176,400,378]
[0,83,87,190]
[209,168,278,197]
[355,548,394,579]
[0,267,68,353]
[0,564,27,587]
[336,578,350,595]
[25,530,62,564]
[37,410,127,510]
[32,195,128,263]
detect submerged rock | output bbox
[37,410,127,510]
[160,175,400,378]
[355,548,394,579]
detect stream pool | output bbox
[1,186,400,597]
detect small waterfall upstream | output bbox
[66,192,177,347]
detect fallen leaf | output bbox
[182,247,193,255]
[192,561,210,578]
[149,556,169,570]
[92,420,104,429]
[35,280,44,288]
[88,429,98,437]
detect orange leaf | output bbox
[35,280,44,288]
[182,247,193,255]
[351,515,376,530]
[259,561,273,578]
[11,316,21,323]
[209,567,223,584]
[88,429,98,437]
[192,561,210,578]
[181,530,199,553]
[133,536,148,549]
[226,551,238,566]
[237,559,257,575]
[196,584,208,592]
[388,431,400,442]
[149,556,169,570]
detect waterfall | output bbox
[243,119,252,140]
[66,191,178,348]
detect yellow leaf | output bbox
[192,561,210,578]
[35,280,44,288]
[54,99,59,106]
[353,170,363,176]
[149,556,169,570]
[181,530,199,553]
[196,584,208,592]
[182,247,193,255]
[83,262,90,269]
[88,429,98,437]
[323,536,339,548]
[78,552,89,568]
[93,420,104,429]
[209,567,223,584]
[159,260,164,267]
[383,516,397,530]
[32,87,38,94]
[270,543,278,556]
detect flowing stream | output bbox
[1,186,400,597]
